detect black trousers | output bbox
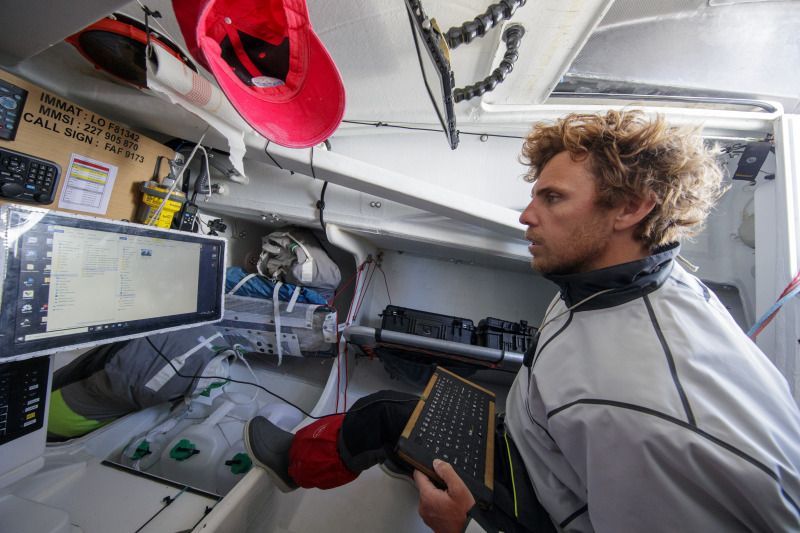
[336,390,556,533]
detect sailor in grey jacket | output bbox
[505,243,800,531]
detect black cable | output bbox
[344,120,442,133]
[310,145,317,180]
[152,156,167,181]
[142,5,162,57]
[193,155,209,197]
[188,500,220,532]
[460,130,523,140]
[313,141,331,231]
[175,143,208,197]
[145,337,418,420]
[264,142,284,169]
[133,486,185,533]
[341,120,524,140]
[317,181,328,232]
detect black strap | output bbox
[469,415,556,533]
[522,330,540,368]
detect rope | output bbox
[748,271,800,339]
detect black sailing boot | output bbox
[244,416,299,493]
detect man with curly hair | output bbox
[244,110,800,532]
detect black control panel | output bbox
[0,356,49,446]
[0,78,27,141]
[176,202,199,231]
[0,148,62,204]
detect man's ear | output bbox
[614,191,657,231]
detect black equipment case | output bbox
[379,305,475,344]
[475,318,537,353]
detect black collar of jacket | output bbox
[543,242,681,311]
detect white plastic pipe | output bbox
[200,399,236,427]
[325,223,377,268]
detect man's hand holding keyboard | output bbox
[415,459,476,533]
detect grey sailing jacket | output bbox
[505,244,800,532]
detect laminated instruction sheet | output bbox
[57,153,118,215]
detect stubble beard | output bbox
[529,213,614,276]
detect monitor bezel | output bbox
[0,203,226,362]
[405,0,459,150]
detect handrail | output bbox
[343,325,524,370]
[548,92,779,114]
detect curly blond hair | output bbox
[520,110,727,250]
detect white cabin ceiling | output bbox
[0,0,796,152]
[557,0,800,114]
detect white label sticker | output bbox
[301,258,314,283]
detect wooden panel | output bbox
[0,69,174,221]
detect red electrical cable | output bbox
[328,263,364,308]
[333,259,395,411]
[336,260,373,412]
[336,264,363,411]
[377,264,392,305]
[352,262,377,320]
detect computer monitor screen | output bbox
[405,0,459,150]
[0,204,226,361]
